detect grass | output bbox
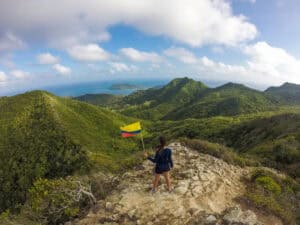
[244,168,300,224]
[179,138,259,167]
[45,93,148,171]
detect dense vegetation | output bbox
[244,169,300,224]
[224,113,300,178]
[266,82,300,104]
[74,93,123,108]
[0,91,89,212]
[0,91,144,219]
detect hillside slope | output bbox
[0,91,143,212]
[165,82,280,120]
[120,77,209,120]
[74,93,123,108]
[265,82,300,104]
[224,113,300,177]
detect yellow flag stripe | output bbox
[120,121,141,132]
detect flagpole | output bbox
[140,131,145,152]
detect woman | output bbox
[146,136,173,192]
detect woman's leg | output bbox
[163,171,171,191]
[152,173,160,191]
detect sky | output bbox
[0,0,300,95]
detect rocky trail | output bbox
[71,143,282,225]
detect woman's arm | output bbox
[169,150,173,168]
[147,156,156,163]
[147,152,158,163]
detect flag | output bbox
[120,121,142,138]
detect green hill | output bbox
[0,91,143,212]
[120,77,209,120]
[224,113,300,177]
[93,78,280,120]
[165,82,281,120]
[265,82,300,104]
[74,93,123,108]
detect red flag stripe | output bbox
[121,132,137,138]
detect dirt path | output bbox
[71,143,282,225]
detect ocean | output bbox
[43,79,169,97]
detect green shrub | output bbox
[245,168,299,224]
[26,178,92,225]
[255,176,281,195]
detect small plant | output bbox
[26,178,95,225]
[255,176,281,195]
[244,168,299,224]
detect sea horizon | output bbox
[0,79,171,97]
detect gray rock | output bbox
[105,202,114,211]
[127,209,136,220]
[206,215,217,223]
[223,206,261,225]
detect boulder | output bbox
[223,206,262,225]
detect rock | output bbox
[206,215,217,224]
[223,206,261,225]
[127,209,136,220]
[105,202,114,211]
[175,185,188,194]
[187,208,199,216]
[192,175,199,181]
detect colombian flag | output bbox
[120,122,142,138]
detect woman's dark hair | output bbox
[159,136,166,147]
[157,136,166,154]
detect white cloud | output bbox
[109,62,137,73]
[191,42,300,87]
[52,64,71,75]
[0,71,7,82]
[244,42,300,84]
[37,53,59,64]
[10,70,29,79]
[0,0,257,48]
[200,56,215,67]
[164,47,197,64]
[68,44,110,62]
[120,48,162,63]
[0,32,25,52]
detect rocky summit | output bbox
[70,143,282,225]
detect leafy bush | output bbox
[255,176,281,195]
[245,168,300,224]
[26,178,93,225]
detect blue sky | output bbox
[0,0,300,95]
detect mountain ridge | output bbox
[265,82,300,104]
[107,77,283,120]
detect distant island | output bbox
[109,83,143,90]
